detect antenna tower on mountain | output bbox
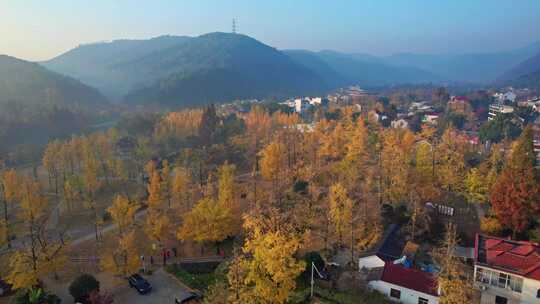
[232,18,237,34]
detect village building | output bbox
[448,96,472,114]
[488,104,515,121]
[494,91,517,104]
[359,225,440,304]
[474,234,540,304]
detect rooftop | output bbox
[359,224,406,261]
[380,262,439,296]
[475,234,540,280]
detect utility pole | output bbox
[311,262,324,298]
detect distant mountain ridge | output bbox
[42,32,540,107]
[43,35,191,100]
[0,55,108,108]
[45,33,329,106]
[285,50,443,86]
[383,41,540,83]
[498,52,540,81]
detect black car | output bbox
[0,279,13,297]
[174,291,202,303]
[128,274,152,294]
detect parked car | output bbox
[128,274,152,294]
[174,291,202,303]
[0,279,12,297]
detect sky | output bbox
[1,0,540,61]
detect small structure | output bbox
[358,224,404,270]
[474,234,540,304]
[391,119,409,129]
[423,113,439,125]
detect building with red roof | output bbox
[360,225,440,304]
[474,234,540,304]
[367,262,439,304]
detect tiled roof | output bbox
[380,262,439,296]
[475,234,540,280]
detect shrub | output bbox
[528,227,540,243]
[69,274,100,303]
[9,288,60,304]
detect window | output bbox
[495,295,507,304]
[418,297,429,304]
[476,267,523,293]
[508,275,522,293]
[498,273,509,288]
[390,288,401,299]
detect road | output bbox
[69,208,148,246]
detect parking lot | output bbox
[41,267,193,304]
[108,268,194,304]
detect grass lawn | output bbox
[165,264,221,292]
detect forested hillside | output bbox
[0,55,111,165]
[44,33,327,106]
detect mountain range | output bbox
[44,33,327,106]
[1,32,537,109]
[41,32,447,107]
[496,52,540,87]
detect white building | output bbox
[359,224,440,304]
[423,113,439,125]
[488,104,514,121]
[409,101,433,114]
[494,91,517,103]
[368,263,439,304]
[474,234,540,304]
[294,98,311,113]
[391,119,409,129]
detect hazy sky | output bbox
[1,0,540,61]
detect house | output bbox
[359,225,440,304]
[518,97,540,112]
[488,104,514,121]
[448,96,472,114]
[494,91,517,103]
[474,234,540,304]
[368,262,439,304]
[423,113,439,125]
[409,102,433,114]
[359,224,404,270]
[294,98,311,113]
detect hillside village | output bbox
[1,80,540,304]
[1,3,540,304]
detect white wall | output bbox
[474,265,540,304]
[521,277,540,304]
[368,280,439,304]
[358,255,385,270]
